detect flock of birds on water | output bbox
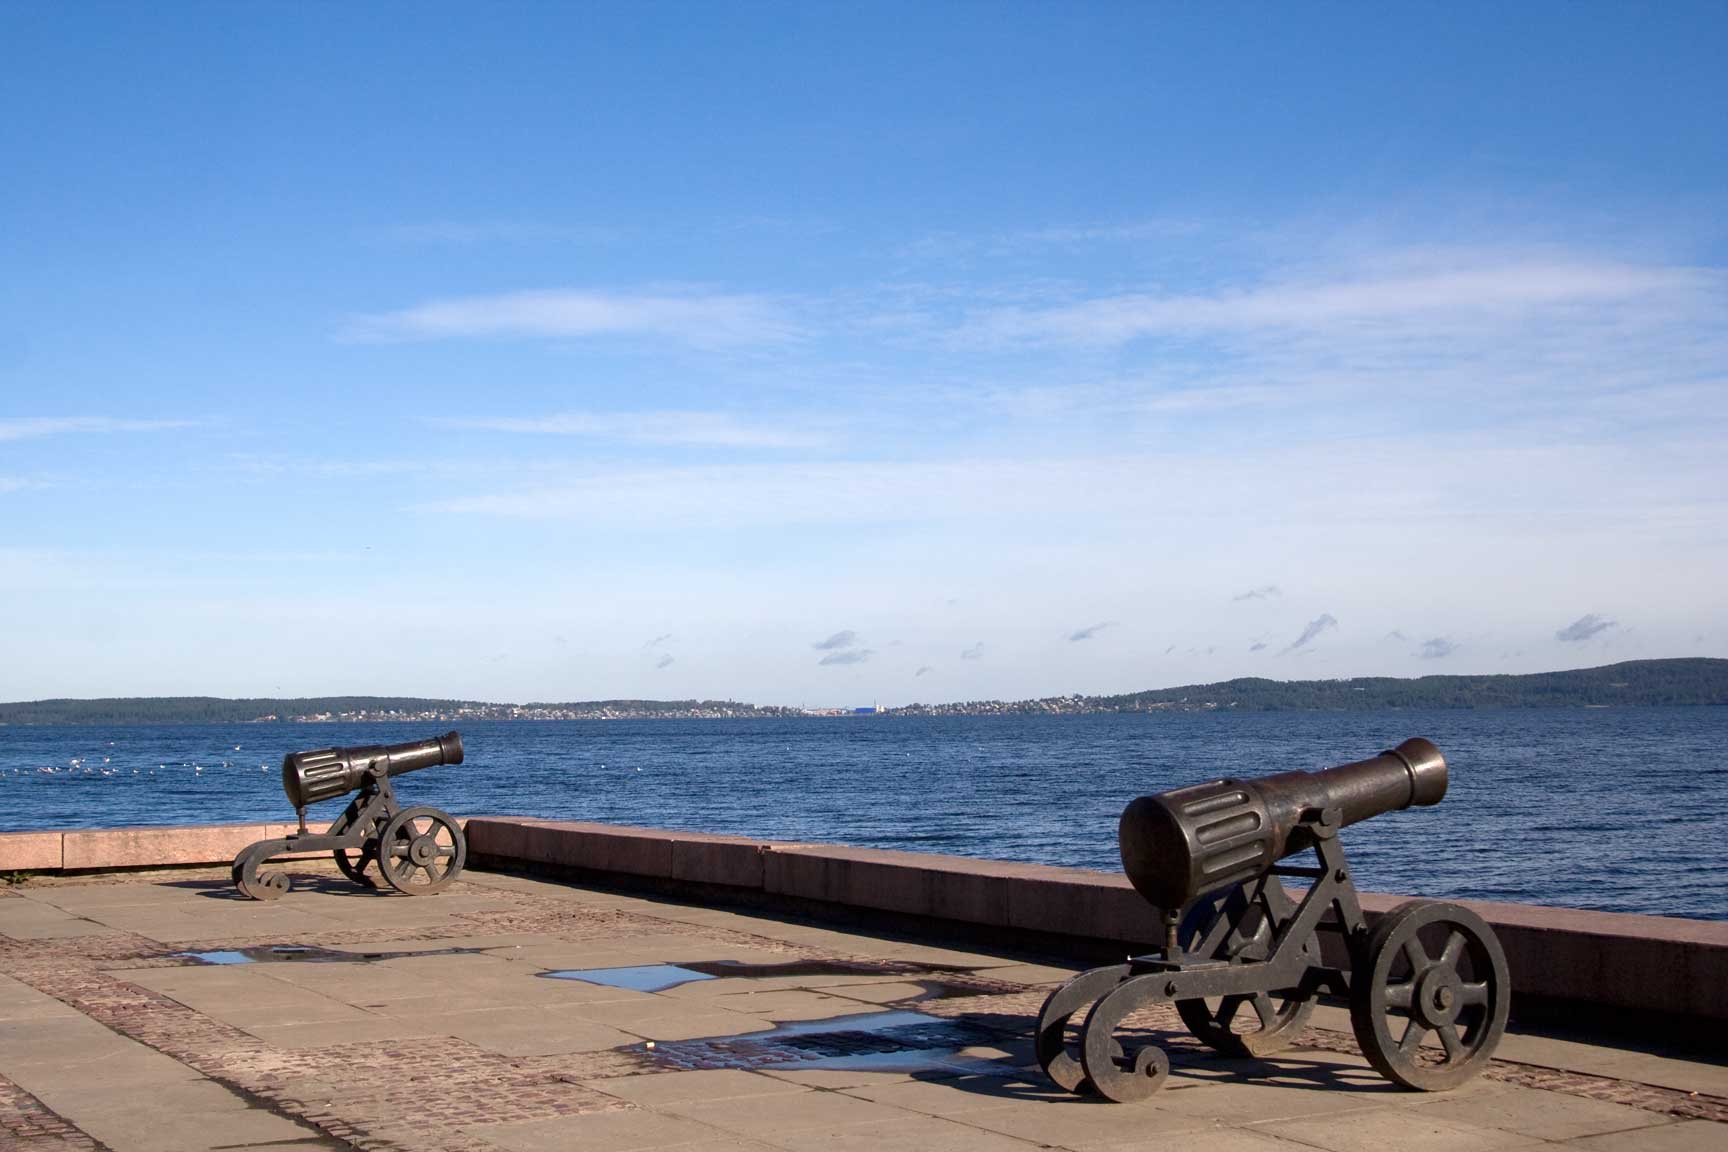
[3,742,274,779]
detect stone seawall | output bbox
[5,817,1725,1028]
[0,822,329,871]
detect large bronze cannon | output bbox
[231,732,467,900]
[1036,739,1509,1101]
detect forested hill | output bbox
[1082,658,1728,712]
[2,659,1724,724]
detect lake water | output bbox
[3,709,1724,921]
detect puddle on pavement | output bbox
[629,1009,1013,1075]
[176,944,490,965]
[539,957,997,1000]
[539,963,719,992]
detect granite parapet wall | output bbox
[2,822,320,872]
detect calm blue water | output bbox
[2,710,1724,921]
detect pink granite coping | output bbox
[0,831,61,871]
[4,822,326,871]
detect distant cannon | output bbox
[1036,738,1509,1101]
[231,732,467,900]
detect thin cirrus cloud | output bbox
[0,417,195,442]
[1556,614,1617,643]
[1068,621,1116,642]
[441,411,823,449]
[347,289,793,347]
[425,436,1728,540]
[966,256,1714,345]
[812,630,859,651]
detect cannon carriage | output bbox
[1036,738,1509,1101]
[231,732,467,901]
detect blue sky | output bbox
[2,2,1726,704]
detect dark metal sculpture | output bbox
[231,732,467,901]
[1036,738,1509,1101]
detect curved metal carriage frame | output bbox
[1036,807,1509,1102]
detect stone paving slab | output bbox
[1,865,1724,1152]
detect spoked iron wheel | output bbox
[377,806,466,895]
[326,808,379,887]
[333,841,378,887]
[1174,876,1318,1057]
[1350,900,1509,1090]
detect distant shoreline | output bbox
[1,658,1723,725]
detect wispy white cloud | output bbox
[441,411,823,449]
[0,417,195,442]
[423,434,1728,534]
[348,289,794,346]
[968,256,1715,345]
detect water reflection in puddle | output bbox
[540,957,994,999]
[176,944,489,965]
[631,1009,1011,1074]
[541,964,718,992]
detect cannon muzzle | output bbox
[1118,737,1446,912]
[281,731,464,809]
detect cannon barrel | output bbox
[1118,738,1446,912]
[281,731,464,810]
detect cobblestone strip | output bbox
[1287,1028,1728,1123]
[0,1073,109,1152]
[1484,1059,1728,1124]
